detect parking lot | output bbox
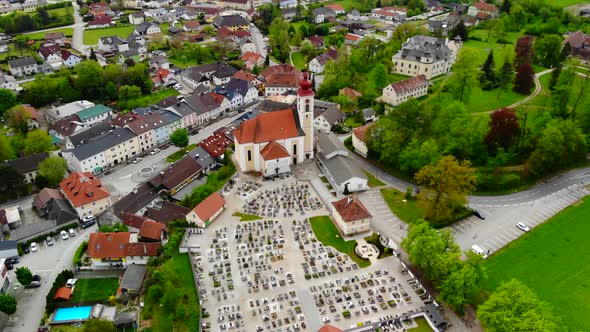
[185,175,430,332]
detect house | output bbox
[371,6,407,21]
[0,73,20,93]
[312,7,336,24]
[76,104,113,126]
[49,115,84,140]
[282,7,296,20]
[218,26,251,44]
[213,14,250,31]
[262,64,302,96]
[219,0,251,10]
[307,35,324,48]
[132,106,182,145]
[149,156,202,195]
[226,77,258,104]
[315,130,368,195]
[87,15,113,29]
[234,74,315,175]
[428,12,461,34]
[33,188,78,224]
[98,35,128,53]
[0,241,18,259]
[200,131,233,159]
[314,108,344,132]
[7,57,37,77]
[0,258,10,294]
[351,123,372,157]
[392,35,462,79]
[189,4,222,22]
[61,50,82,68]
[89,2,110,16]
[240,38,256,54]
[382,75,429,106]
[134,21,161,36]
[339,87,362,101]
[347,9,361,20]
[86,232,129,268]
[44,32,66,46]
[345,33,362,45]
[128,12,144,25]
[111,183,159,218]
[331,196,372,236]
[563,30,590,64]
[0,208,21,230]
[48,100,95,121]
[143,201,191,224]
[325,3,345,15]
[151,68,174,87]
[183,20,200,32]
[309,49,338,74]
[234,70,263,87]
[467,1,499,19]
[241,51,264,70]
[148,54,170,70]
[138,220,168,242]
[59,172,111,218]
[185,192,226,227]
[187,146,216,173]
[5,152,49,184]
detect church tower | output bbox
[297,71,315,160]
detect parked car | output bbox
[68,228,77,237]
[5,256,19,265]
[473,210,486,220]
[23,245,30,254]
[131,157,142,164]
[5,263,13,270]
[516,222,530,232]
[26,275,41,288]
[45,236,54,246]
[60,230,69,240]
[80,215,96,229]
[66,278,77,287]
[30,242,39,252]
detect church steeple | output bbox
[297,71,315,160]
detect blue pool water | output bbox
[53,306,92,322]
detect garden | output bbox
[83,25,136,45]
[309,216,370,268]
[71,278,119,302]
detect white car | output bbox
[516,222,530,232]
[150,148,160,155]
[131,157,142,164]
[66,278,77,287]
[60,230,69,240]
[30,242,39,252]
[68,228,77,237]
[322,317,330,323]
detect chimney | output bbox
[347,196,353,205]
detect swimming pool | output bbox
[52,306,93,322]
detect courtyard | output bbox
[183,172,435,332]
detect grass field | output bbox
[166,144,197,163]
[117,88,179,110]
[409,317,433,331]
[232,212,262,222]
[71,278,118,302]
[25,27,74,40]
[48,6,74,18]
[484,196,590,331]
[381,188,425,224]
[83,25,135,45]
[362,169,385,187]
[144,253,200,331]
[309,216,370,268]
[291,51,306,70]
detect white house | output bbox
[76,104,113,126]
[61,51,82,68]
[382,75,429,106]
[128,12,145,25]
[59,172,112,218]
[48,100,95,120]
[331,196,372,236]
[351,124,372,158]
[7,57,38,77]
[38,44,63,65]
[0,73,20,92]
[185,192,226,227]
[392,35,462,79]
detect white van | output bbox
[471,245,488,259]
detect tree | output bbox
[439,251,486,312]
[449,48,480,103]
[118,85,142,101]
[534,34,562,68]
[478,279,559,331]
[399,139,441,174]
[38,156,67,187]
[170,128,189,148]
[0,165,27,198]
[513,63,535,94]
[0,295,16,315]
[414,155,477,221]
[0,135,15,161]
[548,65,561,90]
[514,35,534,69]
[15,266,33,286]
[497,56,513,98]
[449,20,468,41]
[89,48,97,61]
[367,63,388,92]
[83,319,116,332]
[74,60,104,100]
[479,50,496,90]
[500,0,511,13]
[0,89,18,117]
[5,105,31,135]
[23,130,53,155]
[268,18,291,63]
[485,108,519,150]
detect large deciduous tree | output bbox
[439,251,486,312]
[0,89,18,117]
[5,105,31,135]
[449,48,480,103]
[0,135,15,161]
[514,35,534,69]
[478,279,560,331]
[485,108,519,151]
[75,60,104,100]
[0,166,26,198]
[533,34,562,68]
[23,130,53,155]
[513,63,535,94]
[170,128,189,148]
[414,155,477,221]
[38,156,67,187]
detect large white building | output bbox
[59,172,111,218]
[233,73,315,176]
[392,36,462,79]
[382,75,429,106]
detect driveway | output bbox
[3,224,97,332]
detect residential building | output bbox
[382,75,429,106]
[89,2,110,16]
[200,131,232,159]
[47,100,95,120]
[134,21,161,36]
[148,156,202,195]
[312,7,336,23]
[76,104,113,126]
[392,35,462,79]
[38,44,62,65]
[331,196,372,235]
[133,106,182,145]
[138,220,168,242]
[188,146,216,173]
[218,0,251,10]
[185,192,226,227]
[307,35,324,48]
[314,108,344,132]
[241,51,264,70]
[226,77,258,105]
[4,152,49,184]
[65,121,114,149]
[351,123,372,157]
[0,241,18,259]
[22,104,39,129]
[0,73,20,92]
[262,64,302,96]
[87,15,113,29]
[128,12,145,25]
[183,20,200,32]
[563,30,590,64]
[0,258,10,294]
[362,108,377,122]
[7,57,38,77]
[126,111,160,153]
[316,130,368,195]
[49,115,84,140]
[467,1,499,18]
[61,50,82,68]
[44,32,66,45]
[0,207,21,230]
[309,49,338,74]
[234,73,315,175]
[87,232,160,268]
[213,14,250,31]
[125,242,160,265]
[59,172,112,218]
[98,35,129,53]
[325,3,345,15]
[144,201,191,224]
[240,38,256,54]
[33,188,78,224]
[282,7,296,20]
[339,87,362,101]
[371,6,407,21]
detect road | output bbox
[71,0,86,55]
[505,68,553,109]
[249,25,267,59]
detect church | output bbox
[233,72,315,176]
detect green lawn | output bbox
[291,51,306,70]
[71,278,119,302]
[362,169,385,187]
[427,83,526,113]
[232,212,262,222]
[83,25,135,45]
[166,144,197,163]
[117,88,179,110]
[326,0,362,11]
[381,188,425,224]
[25,27,74,40]
[484,196,590,331]
[309,216,370,268]
[409,317,433,332]
[48,6,74,19]
[144,253,200,331]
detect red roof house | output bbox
[186,192,226,227]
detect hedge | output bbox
[73,241,88,267]
[45,269,73,313]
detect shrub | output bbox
[343,310,351,318]
[73,241,88,267]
